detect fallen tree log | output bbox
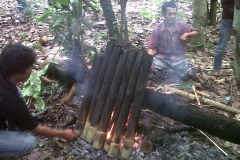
[143,89,240,145]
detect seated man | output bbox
[0,43,77,158]
[148,1,200,81]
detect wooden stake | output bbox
[65,82,76,103]
[192,85,201,106]
[121,52,152,159]
[197,129,228,156]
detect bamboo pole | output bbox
[196,91,210,98]
[108,51,143,158]
[103,50,137,150]
[82,41,114,140]
[121,52,152,159]
[93,52,128,149]
[86,47,122,143]
[74,54,103,135]
[170,87,240,114]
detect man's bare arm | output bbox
[180,31,200,41]
[31,125,77,141]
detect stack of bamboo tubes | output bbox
[74,41,152,159]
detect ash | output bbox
[69,130,238,160]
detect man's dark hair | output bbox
[162,1,178,14]
[0,43,36,78]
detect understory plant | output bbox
[22,62,59,111]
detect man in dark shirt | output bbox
[148,1,200,81]
[212,0,234,79]
[0,43,77,158]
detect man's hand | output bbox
[148,49,155,55]
[180,33,189,41]
[180,31,200,41]
[61,129,77,141]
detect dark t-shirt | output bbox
[221,0,234,20]
[0,74,38,131]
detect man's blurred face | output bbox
[163,7,177,24]
[17,66,32,82]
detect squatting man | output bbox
[148,1,201,81]
[0,43,77,158]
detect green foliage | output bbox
[93,32,108,40]
[140,0,163,20]
[140,8,161,20]
[177,11,185,20]
[22,62,58,111]
[191,42,214,51]
[38,0,83,51]
[20,3,36,21]
[62,146,69,154]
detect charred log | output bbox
[143,89,240,145]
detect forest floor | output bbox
[0,0,240,159]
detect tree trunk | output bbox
[233,0,240,87]
[119,0,128,46]
[209,0,218,25]
[100,0,119,37]
[143,89,240,145]
[191,0,208,52]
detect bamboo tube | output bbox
[104,138,112,151]
[107,143,120,158]
[104,50,137,145]
[121,52,152,159]
[81,118,90,139]
[108,51,143,158]
[87,47,122,143]
[121,139,135,159]
[82,41,114,140]
[93,52,128,149]
[74,54,103,135]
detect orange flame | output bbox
[107,111,114,139]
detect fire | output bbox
[107,123,114,139]
[107,111,115,139]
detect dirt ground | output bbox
[0,0,240,159]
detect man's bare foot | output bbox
[210,72,219,80]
